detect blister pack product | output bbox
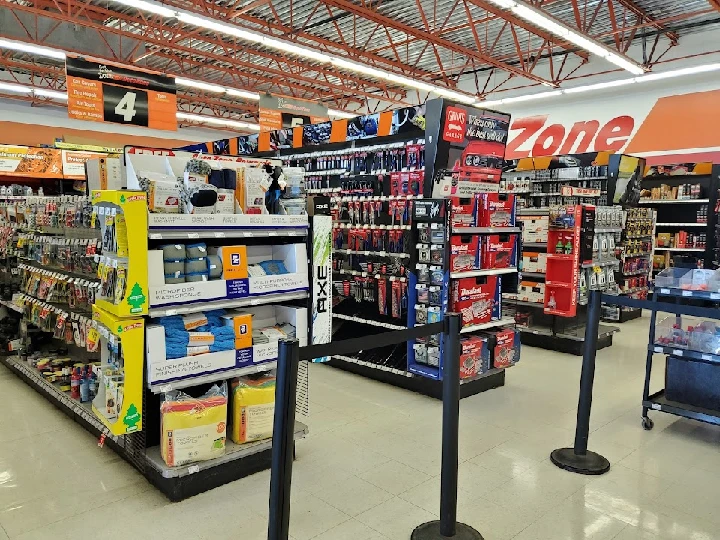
[450,235,479,272]
[451,276,500,327]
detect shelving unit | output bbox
[639,165,720,274]
[640,275,720,430]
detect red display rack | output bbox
[544,205,583,317]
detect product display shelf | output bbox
[640,168,720,272]
[640,273,720,430]
[506,204,621,354]
[604,208,655,323]
[407,198,519,384]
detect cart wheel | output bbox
[641,417,654,431]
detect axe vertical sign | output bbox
[311,214,332,362]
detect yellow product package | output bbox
[231,375,275,444]
[160,382,228,467]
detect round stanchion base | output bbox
[550,448,610,475]
[411,521,484,539]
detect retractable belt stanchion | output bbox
[412,313,483,540]
[268,339,300,540]
[550,289,610,475]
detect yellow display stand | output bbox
[91,190,149,317]
[91,304,145,435]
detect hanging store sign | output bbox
[259,94,328,132]
[66,57,177,131]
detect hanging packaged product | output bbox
[450,197,477,228]
[160,382,228,467]
[230,375,275,444]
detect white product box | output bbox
[86,157,123,191]
[215,189,235,214]
[518,216,549,243]
[522,252,547,273]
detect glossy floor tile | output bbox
[1,314,720,539]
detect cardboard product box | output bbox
[459,336,490,379]
[86,157,123,191]
[657,233,672,247]
[490,328,521,368]
[477,193,515,227]
[450,235,479,273]
[450,197,477,228]
[221,311,253,349]
[147,177,181,213]
[522,252,546,273]
[518,280,544,304]
[451,276,500,327]
[518,216,549,243]
[482,234,517,269]
[215,189,235,214]
[214,245,249,280]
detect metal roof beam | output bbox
[612,0,679,45]
[318,0,555,86]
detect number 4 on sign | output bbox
[115,92,138,122]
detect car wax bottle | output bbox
[565,240,573,255]
[556,238,564,254]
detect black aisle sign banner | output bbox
[66,57,177,131]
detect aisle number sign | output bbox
[66,57,177,131]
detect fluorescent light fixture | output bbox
[635,63,720,83]
[112,0,479,102]
[176,111,260,130]
[112,0,175,17]
[564,78,636,93]
[33,88,68,100]
[327,109,356,119]
[226,88,260,100]
[501,90,562,104]
[0,82,32,94]
[0,38,66,60]
[487,1,646,75]
[175,77,225,93]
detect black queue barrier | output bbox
[267,314,481,540]
[550,289,611,475]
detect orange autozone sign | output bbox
[505,87,720,159]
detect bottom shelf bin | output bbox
[644,390,720,427]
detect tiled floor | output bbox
[2,314,720,539]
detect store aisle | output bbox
[1,315,720,540]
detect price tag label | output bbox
[213,232,225,238]
[673,349,683,356]
[660,288,670,294]
[650,404,661,410]
[187,233,200,239]
[711,293,720,300]
[149,233,162,240]
[702,354,712,361]
[682,290,692,297]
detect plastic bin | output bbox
[688,321,720,355]
[654,268,690,290]
[679,269,717,291]
[654,316,689,348]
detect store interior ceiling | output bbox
[0,0,719,133]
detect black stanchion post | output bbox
[268,339,300,540]
[412,313,483,540]
[550,289,610,475]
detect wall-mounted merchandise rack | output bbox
[638,163,720,274]
[0,149,319,501]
